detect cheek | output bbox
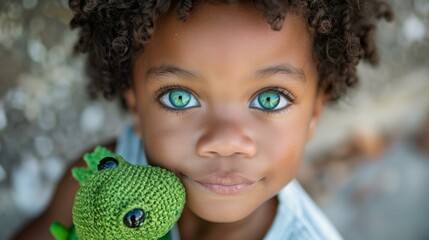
[139,111,199,169]
[259,117,310,183]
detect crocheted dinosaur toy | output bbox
[50,146,186,240]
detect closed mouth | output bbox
[197,182,255,194]
[190,172,258,195]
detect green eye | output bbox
[257,92,280,110]
[169,90,191,108]
[250,89,291,111]
[159,89,200,109]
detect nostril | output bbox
[196,120,257,158]
[123,208,146,228]
[196,138,257,158]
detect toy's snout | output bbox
[98,157,149,229]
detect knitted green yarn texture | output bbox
[72,147,186,239]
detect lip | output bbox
[192,173,257,195]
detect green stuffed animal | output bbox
[50,146,186,240]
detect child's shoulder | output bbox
[265,180,343,240]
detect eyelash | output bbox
[154,85,296,115]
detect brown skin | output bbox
[14,2,324,240]
[124,2,325,240]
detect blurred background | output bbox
[0,0,428,239]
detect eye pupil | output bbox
[123,209,146,228]
[97,157,118,171]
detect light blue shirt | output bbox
[116,124,343,240]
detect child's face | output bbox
[125,2,324,223]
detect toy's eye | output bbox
[97,157,118,171]
[123,208,146,228]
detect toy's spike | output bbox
[71,146,125,184]
[84,146,117,170]
[71,167,93,184]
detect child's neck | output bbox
[178,197,278,240]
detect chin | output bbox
[187,197,257,223]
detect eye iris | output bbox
[169,90,191,108]
[258,92,280,110]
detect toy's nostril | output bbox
[123,209,146,228]
[97,157,118,171]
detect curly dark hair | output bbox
[69,0,393,101]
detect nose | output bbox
[196,118,257,158]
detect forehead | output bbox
[138,2,316,83]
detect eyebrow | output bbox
[145,63,306,82]
[145,64,200,80]
[255,64,306,82]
